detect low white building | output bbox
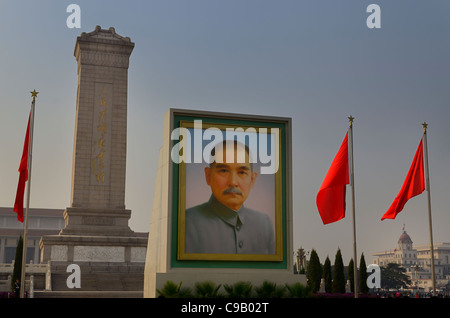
[372,228,450,293]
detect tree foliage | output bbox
[348,258,355,293]
[322,256,332,293]
[332,248,345,293]
[381,263,411,290]
[359,253,369,294]
[307,249,322,293]
[11,236,23,291]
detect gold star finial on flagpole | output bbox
[422,122,428,133]
[348,115,354,127]
[31,89,39,102]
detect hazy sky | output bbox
[1,0,449,265]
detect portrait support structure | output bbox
[143,108,305,297]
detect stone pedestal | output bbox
[39,27,147,296]
[40,236,146,264]
[59,207,133,237]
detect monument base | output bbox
[144,269,306,298]
[40,234,147,263]
[39,234,147,295]
[59,207,134,237]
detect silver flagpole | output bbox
[422,122,436,297]
[348,116,358,298]
[20,90,38,298]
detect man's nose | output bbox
[228,171,239,186]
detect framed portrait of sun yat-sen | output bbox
[169,110,291,268]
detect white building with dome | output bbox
[372,227,450,293]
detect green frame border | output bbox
[171,114,288,269]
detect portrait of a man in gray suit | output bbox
[184,140,275,255]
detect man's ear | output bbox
[250,171,258,187]
[204,166,211,186]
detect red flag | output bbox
[316,132,349,224]
[13,113,31,223]
[381,139,425,220]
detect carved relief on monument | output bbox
[79,51,131,68]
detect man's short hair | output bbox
[209,140,254,171]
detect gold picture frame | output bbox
[176,120,284,262]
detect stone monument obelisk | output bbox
[39,27,147,296]
[61,25,134,237]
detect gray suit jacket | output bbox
[185,195,275,254]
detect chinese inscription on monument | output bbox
[91,82,112,185]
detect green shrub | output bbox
[195,281,223,298]
[157,279,312,298]
[223,281,253,298]
[254,280,286,298]
[285,282,313,298]
[156,280,193,298]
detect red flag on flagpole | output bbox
[13,113,31,223]
[381,138,425,221]
[316,132,349,224]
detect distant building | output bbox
[372,227,450,292]
[0,207,64,264]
